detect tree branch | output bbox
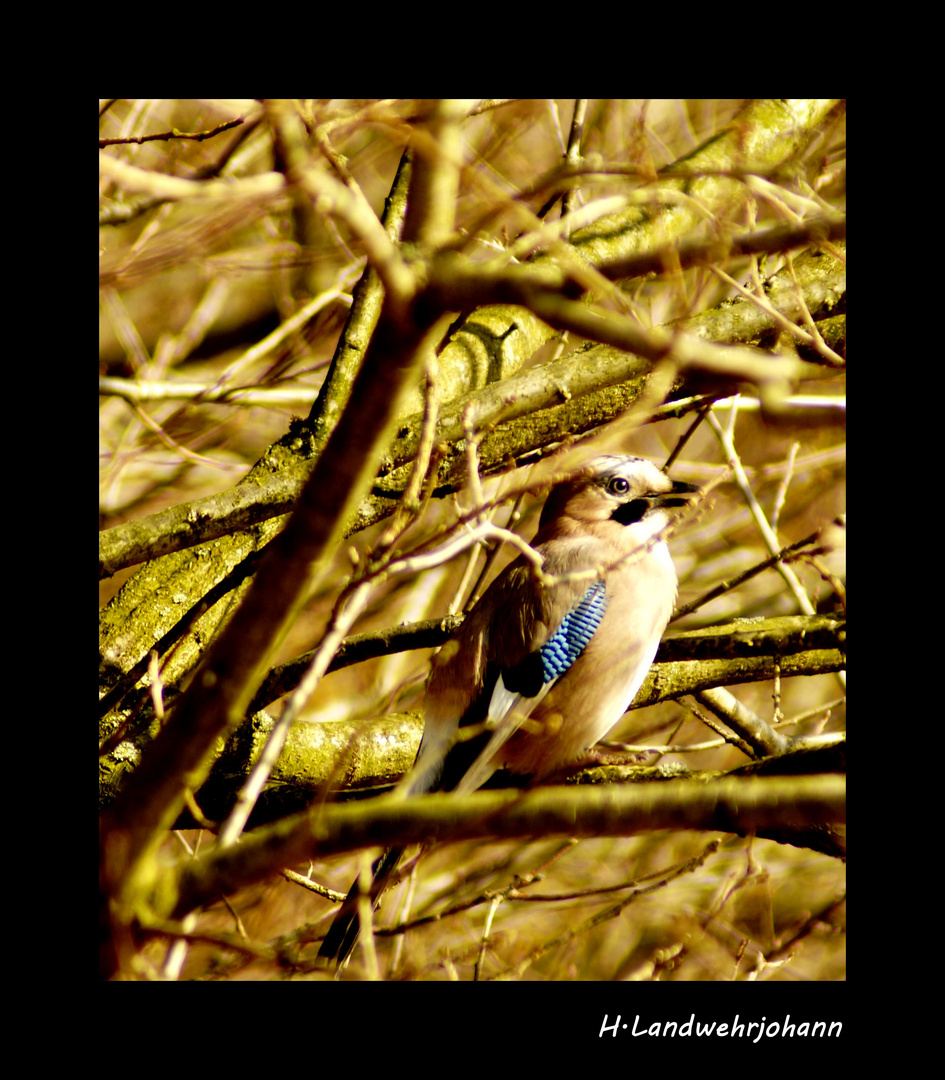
[169,775,845,918]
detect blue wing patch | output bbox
[464,580,609,793]
[539,580,608,683]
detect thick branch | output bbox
[169,774,845,917]
[95,615,843,813]
[101,296,442,900]
[99,240,844,579]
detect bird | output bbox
[317,454,699,968]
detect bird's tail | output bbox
[316,845,406,968]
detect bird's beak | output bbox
[650,480,700,509]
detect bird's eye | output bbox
[607,476,630,496]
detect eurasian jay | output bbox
[317,455,699,967]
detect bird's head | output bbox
[538,455,699,538]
